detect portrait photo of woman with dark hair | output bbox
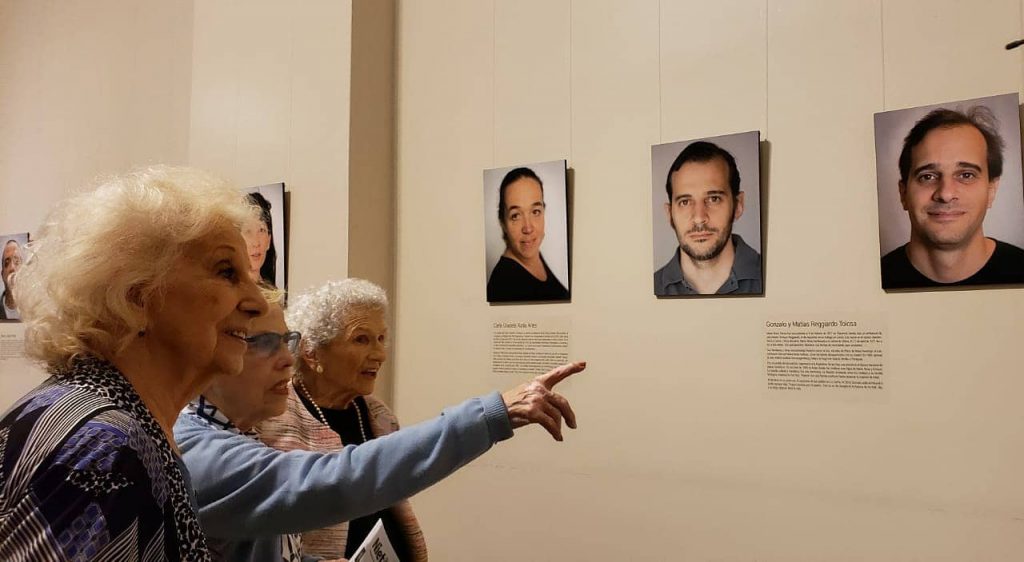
[483,160,570,303]
[242,183,287,289]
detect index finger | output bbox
[537,361,587,389]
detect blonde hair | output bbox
[18,165,259,368]
[286,278,388,358]
[258,282,286,306]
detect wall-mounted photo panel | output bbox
[243,183,287,290]
[484,160,570,303]
[1,232,29,322]
[651,131,763,297]
[874,93,1024,290]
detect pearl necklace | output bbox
[294,377,368,442]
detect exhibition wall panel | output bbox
[1,0,396,406]
[394,0,1024,559]
[0,0,194,405]
[189,0,397,401]
[189,0,353,293]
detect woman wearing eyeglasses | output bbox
[175,282,587,562]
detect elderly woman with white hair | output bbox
[174,279,584,561]
[252,278,582,561]
[0,166,268,560]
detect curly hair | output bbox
[17,165,259,368]
[286,278,388,361]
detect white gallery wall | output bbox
[0,0,393,405]
[2,1,1023,560]
[186,0,397,400]
[0,0,195,402]
[393,0,1024,560]
[188,0,353,294]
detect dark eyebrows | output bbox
[673,189,727,202]
[911,162,983,176]
[507,201,544,213]
[910,163,938,177]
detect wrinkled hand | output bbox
[501,361,586,441]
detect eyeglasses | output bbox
[245,331,301,357]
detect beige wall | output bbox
[0,1,393,403]
[3,0,1024,558]
[348,0,397,401]
[189,0,353,294]
[394,1,1024,560]
[0,0,195,402]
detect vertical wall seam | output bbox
[492,0,496,166]
[233,33,241,180]
[658,0,663,143]
[879,0,886,110]
[287,7,295,183]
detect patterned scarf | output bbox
[55,356,212,561]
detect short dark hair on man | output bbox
[667,141,741,202]
[665,141,741,201]
[898,106,1005,184]
[498,167,544,222]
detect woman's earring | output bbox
[315,364,324,374]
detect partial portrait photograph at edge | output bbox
[242,183,287,290]
[484,159,570,303]
[651,131,763,297]
[874,92,1024,290]
[0,232,29,321]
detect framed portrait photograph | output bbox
[1,232,29,322]
[874,92,1024,290]
[651,131,763,297]
[242,183,287,290]
[483,159,570,303]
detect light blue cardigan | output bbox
[174,392,512,561]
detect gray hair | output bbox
[286,278,388,354]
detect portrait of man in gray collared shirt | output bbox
[652,132,763,297]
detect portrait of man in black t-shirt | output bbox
[874,94,1024,290]
[483,160,570,303]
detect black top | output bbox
[486,255,570,302]
[296,393,413,560]
[881,239,1024,289]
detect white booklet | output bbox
[351,518,400,562]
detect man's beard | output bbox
[675,220,733,262]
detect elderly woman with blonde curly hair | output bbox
[252,279,583,561]
[0,166,267,560]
